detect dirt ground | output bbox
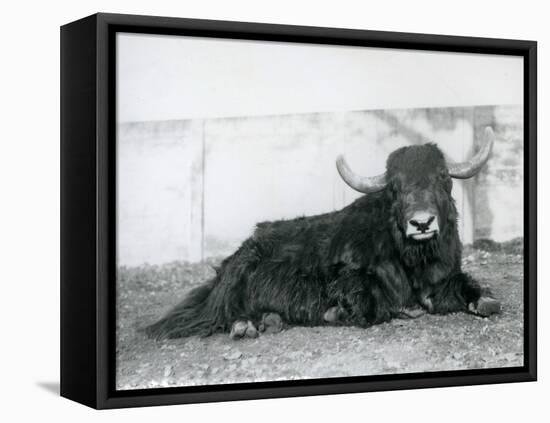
[116,239,524,390]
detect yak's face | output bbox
[386,144,452,242]
[335,127,495,243]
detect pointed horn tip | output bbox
[484,126,495,138]
[447,126,495,179]
[483,126,495,155]
[335,154,348,173]
[484,125,495,141]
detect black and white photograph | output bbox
[4,0,549,418]
[114,32,526,390]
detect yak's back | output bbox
[249,192,391,268]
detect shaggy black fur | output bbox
[146,143,493,339]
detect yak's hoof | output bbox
[259,313,283,334]
[469,297,501,317]
[323,306,348,323]
[230,320,258,340]
[323,306,340,323]
[398,307,427,319]
[245,320,259,338]
[420,296,434,313]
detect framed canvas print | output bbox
[60,13,537,409]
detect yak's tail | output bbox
[145,241,261,340]
[144,278,223,340]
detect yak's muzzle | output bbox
[406,212,439,241]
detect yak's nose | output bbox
[406,212,439,240]
[410,215,435,232]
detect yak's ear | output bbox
[446,127,495,179]
[336,155,387,193]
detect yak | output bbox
[146,127,501,340]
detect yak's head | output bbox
[336,127,494,243]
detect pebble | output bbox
[223,351,243,360]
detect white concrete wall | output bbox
[116,105,523,266]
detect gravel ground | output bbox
[116,239,524,390]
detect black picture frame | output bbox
[60,12,537,409]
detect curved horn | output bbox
[446,127,495,179]
[336,155,386,193]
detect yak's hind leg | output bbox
[429,272,501,317]
[229,312,284,340]
[242,260,328,331]
[229,320,258,340]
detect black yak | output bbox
[146,127,500,340]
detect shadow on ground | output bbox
[36,382,60,396]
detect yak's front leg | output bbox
[429,272,500,317]
[326,263,410,326]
